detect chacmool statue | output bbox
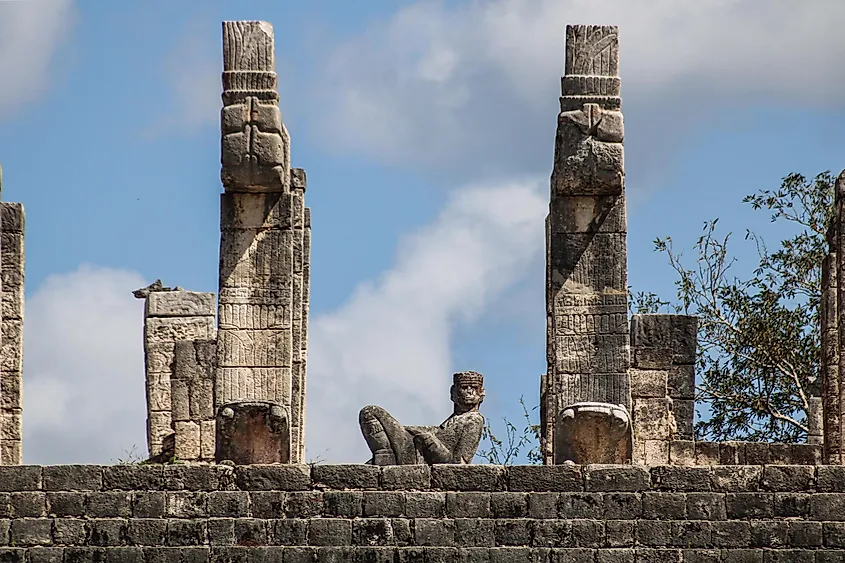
[359,371,486,465]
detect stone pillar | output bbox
[629,314,697,465]
[142,290,216,460]
[542,25,631,464]
[0,199,24,465]
[216,20,310,464]
[827,171,845,464]
[172,339,217,462]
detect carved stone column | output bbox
[542,25,632,464]
[0,179,24,465]
[216,21,310,464]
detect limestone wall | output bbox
[0,464,843,560]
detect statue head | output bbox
[450,371,485,412]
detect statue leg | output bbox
[359,405,416,465]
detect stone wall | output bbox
[0,202,24,466]
[0,463,844,560]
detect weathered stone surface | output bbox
[216,401,291,464]
[145,292,215,318]
[359,372,485,466]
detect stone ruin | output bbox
[0,20,842,561]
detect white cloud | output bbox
[0,0,75,119]
[23,265,147,464]
[307,0,845,179]
[305,178,547,462]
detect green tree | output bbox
[650,171,834,442]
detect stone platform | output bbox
[0,464,843,561]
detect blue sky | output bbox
[2,0,845,464]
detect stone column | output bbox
[142,290,216,460]
[828,171,845,464]
[0,198,24,465]
[216,21,310,464]
[172,339,217,462]
[542,25,631,464]
[629,314,697,465]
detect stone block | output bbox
[432,465,505,492]
[718,442,746,465]
[446,492,490,518]
[381,465,430,491]
[710,521,750,548]
[166,519,206,546]
[86,491,132,518]
[631,348,673,369]
[270,519,308,546]
[651,466,712,491]
[817,466,845,492]
[46,492,84,516]
[725,493,773,519]
[761,466,814,492]
[637,520,672,546]
[363,492,406,517]
[744,443,770,465]
[667,364,695,400]
[671,521,711,548]
[811,493,845,521]
[604,492,642,519]
[103,465,164,490]
[686,492,726,520]
[671,400,694,441]
[284,491,324,518]
[145,292,216,318]
[404,492,445,518]
[133,492,165,519]
[491,492,527,518]
[0,372,20,412]
[9,492,44,518]
[643,440,670,466]
[0,203,24,233]
[414,518,456,547]
[629,369,668,399]
[558,493,604,519]
[199,420,215,460]
[42,465,102,491]
[127,518,168,546]
[508,465,581,492]
[774,493,810,518]
[694,442,720,466]
[311,464,380,490]
[495,519,533,546]
[353,519,399,547]
[528,493,560,519]
[234,465,310,490]
[174,421,201,460]
[165,492,206,519]
[9,519,52,546]
[323,491,362,518]
[454,518,495,547]
[549,195,627,234]
[671,316,699,364]
[632,397,675,442]
[307,518,352,546]
[0,466,41,491]
[145,317,214,343]
[641,492,686,519]
[669,441,695,466]
[584,465,649,492]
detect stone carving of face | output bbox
[450,380,485,411]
